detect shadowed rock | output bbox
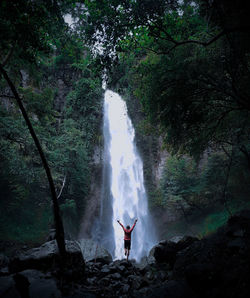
[79,239,112,263]
[8,240,84,273]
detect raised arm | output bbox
[117,220,125,231]
[129,219,138,232]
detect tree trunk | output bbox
[0,64,66,257]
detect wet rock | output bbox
[13,273,30,297]
[155,270,168,281]
[153,241,177,267]
[98,277,111,286]
[78,239,112,263]
[140,277,150,288]
[0,269,61,298]
[0,254,9,268]
[128,275,142,290]
[144,280,197,298]
[8,240,84,273]
[111,280,122,289]
[136,255,156,271]
[46,229,56,241]
[100,267,111,275]
[119,259,132,267]
[170,236,184,243]
[122,283,130,293]
[173,239,211,279]
[21,269,62,298]
[137,286,152,296]
[107,265,117,273]
[117,265,126,273]
[144,269,155,281]
[150,236,199,267]
[86,277,97,284]
[0,275,20,297]
[0,267,9,276]
[175,236,199,251]
[109,272,122,280]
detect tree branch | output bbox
[0,94,16,99]
[57,175,66,199]
[142,25,250,55]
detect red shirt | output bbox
[119,222,136,240]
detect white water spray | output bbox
[103,90,156,261]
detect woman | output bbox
[117,218,138,260]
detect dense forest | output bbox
[1,0,249,247]
[0,0,104,249]
[85,0,250,237]
[0,1,250,297]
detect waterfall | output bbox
[95,90,156,262]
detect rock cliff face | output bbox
[78,144,104,239]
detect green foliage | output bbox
[88,0,250,226]
[0,58,103,242]
[85,0,250,158]
[0,0,103,242]
[155,149,250,217]
[161,156,198,198]
[0,0,74,81]
[1,0,250,244]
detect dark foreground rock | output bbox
[1,210,250,297]
[78,239,112,263]
[8,240,84,274]
[149,235,199,268]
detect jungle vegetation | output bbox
[0,0,250,246]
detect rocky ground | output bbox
[1,210,250,297]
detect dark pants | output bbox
[124,240,131,250]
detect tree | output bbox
[1,0,104,245]
[0,0,77,256]
[82,0,250,162]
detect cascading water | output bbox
[94,90,156,262]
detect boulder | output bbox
[175,236,199,251]
[0,270,61,298]
[0,254,9,268]
[128,275,142,290]
[170,235,184,243]
[0,275,20,297]
[100,267,111,275]
[153,241,177,266]
[184,263,219,291]
[109,272,122,280]
[150,236,199,268]
[173,239,210,279]
[18,270,61,297]
[8,240,84,273]
[79,239,112,263]
[135,254,156,271]
[0,267,9,276]
[46,228,56,241]
[144,280,198,298]
[122,283,130,294]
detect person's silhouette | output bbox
[117,219,138,260]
